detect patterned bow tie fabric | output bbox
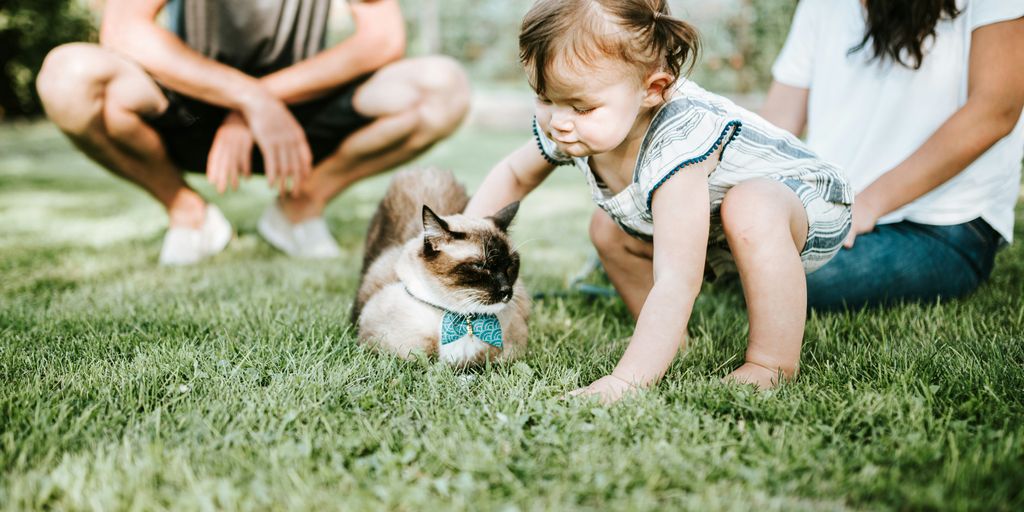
[440,312,503,349]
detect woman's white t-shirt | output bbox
[772,0,1024,241]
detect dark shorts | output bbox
[143,79,373,173]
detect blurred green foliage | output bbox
[0,0,96,119]
[0,0,796,119]
[399,0,799,94]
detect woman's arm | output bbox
[759,81,810,137]
[849,17,1024,245]
[570,162,711,402]
[464,140,557,217]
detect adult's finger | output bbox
[275,145,292,196]
[261,144,279,189]
[229,143,242,191]
[208,143,227,194]
[206,140,221,185]
[240,142,253,179]
[287,146,306,197]
[843,229,856,249]
[298,139,313,177]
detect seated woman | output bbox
[759,0,1024,310]
[591,1,1024,311]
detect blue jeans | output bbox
[806,218,1003,311]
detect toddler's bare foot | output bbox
[723,362,790,390]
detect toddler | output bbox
[465,0,853,399]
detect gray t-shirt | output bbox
[166,0,331,76]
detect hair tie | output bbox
[653,11,663,22]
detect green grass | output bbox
[1,121,1023,511]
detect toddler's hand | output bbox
[567,374,637,404]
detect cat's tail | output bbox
[353,167,469,319]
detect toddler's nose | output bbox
[550,114,573,133]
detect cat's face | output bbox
[419,203,521,307]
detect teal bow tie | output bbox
[440,311,503,349]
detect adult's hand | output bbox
[843,193,883,248]
[206,111,253,194]
[240,89,313,195]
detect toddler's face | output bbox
[532,60,648,158]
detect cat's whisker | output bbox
[454,294,479,313]
[512,237,541,252]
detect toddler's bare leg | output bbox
[720,179,809,389]
[589,209,654,320]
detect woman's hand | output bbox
[843,193,883,248]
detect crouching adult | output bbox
[37,0,470,264]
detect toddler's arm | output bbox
[572,162,713,402]
[464,140,557,216]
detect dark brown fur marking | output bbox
[353,168,468,320]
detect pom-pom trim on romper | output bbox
[645,120,743,210]
[533,122,571,166]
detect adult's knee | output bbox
[412,56,470,136]
[417,56,470,107]
[37,43,111,134]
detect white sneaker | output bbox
[257,202,341,259]
[158,204,233,265]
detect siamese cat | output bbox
[354,167,529,366]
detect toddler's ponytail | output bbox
[519,0,702,95]
[648,1,700,81]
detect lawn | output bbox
[1,121,1023,511]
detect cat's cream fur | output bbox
[354,168,529,366]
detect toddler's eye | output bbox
[574,106,595,115]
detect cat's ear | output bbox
[422,205,450,254]
[488,201,520,232]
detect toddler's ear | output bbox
[643,71,675,107]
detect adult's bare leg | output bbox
[278,56,471,222]
[36,43,205,228]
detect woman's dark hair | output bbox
[853,0,961,69]
[519,0,700,95]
